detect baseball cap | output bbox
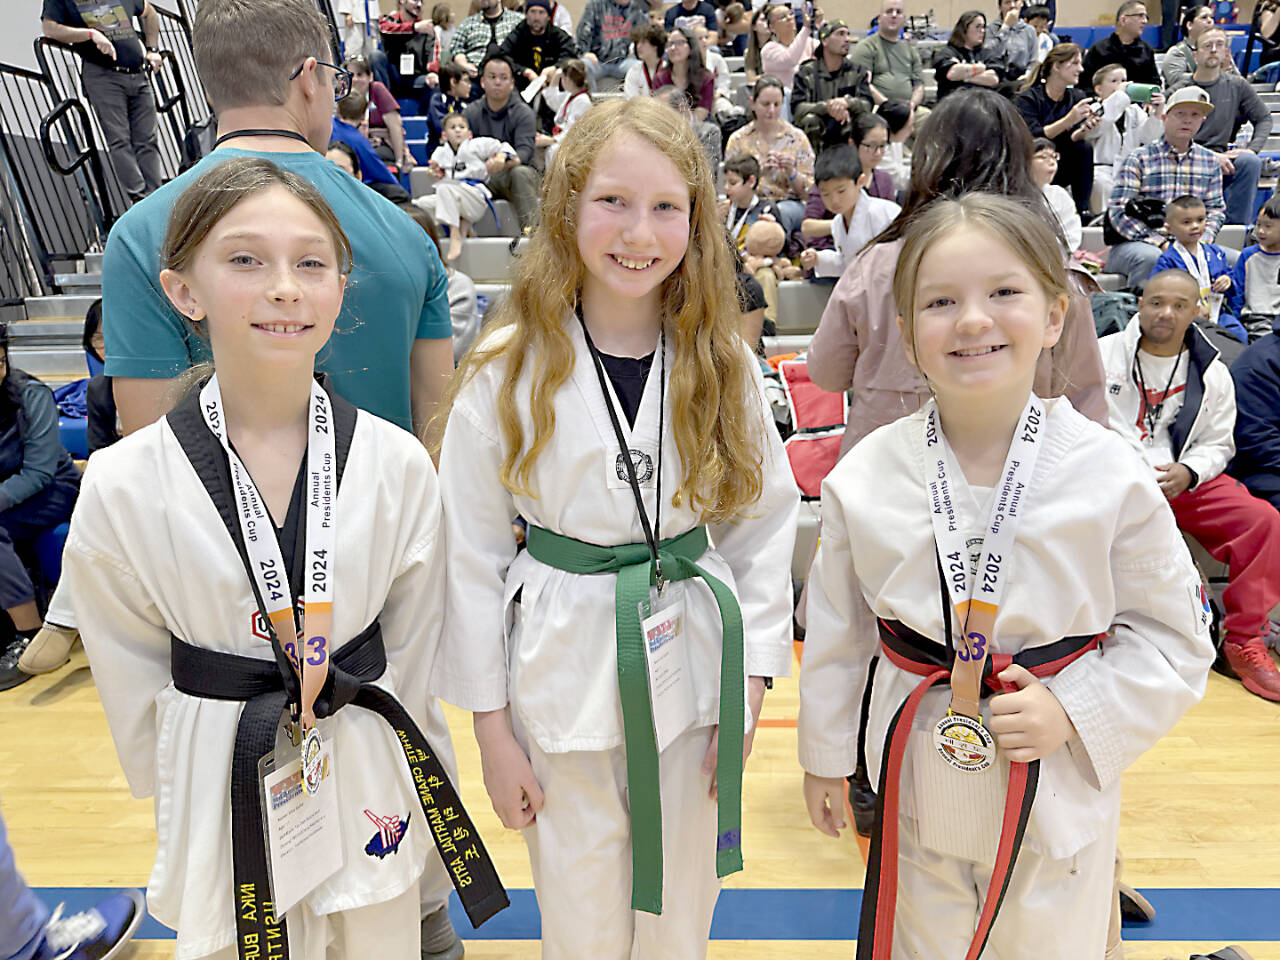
[1164,85,1214,114]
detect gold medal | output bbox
[932,711,995,774]
[301,726,326,797]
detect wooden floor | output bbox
[2,645,1278,959]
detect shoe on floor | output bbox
[1117,881,1155,922]
[34,888,145,960]
[421,904,464,960]
[18,624,79,674]
[1191,947,1256,960]
[0,635,35,692]
[1224,638,1280,701]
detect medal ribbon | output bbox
[200,375,336,729]
[922,396,1044,718]
[1173,240,1221,325]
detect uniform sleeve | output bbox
[63,467,173,798]
[1149,247,1179,279]
[1228,247,1250,318]
[0,383,65,511]
[433,385,520,710]
[814,247,843,277]
[805,254,866,392]
[1179,369,1237,486]
[707,356,800,680]
[1045,463,1213,792]
[416,231,453,340]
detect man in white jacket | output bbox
[1100,268,1280,701]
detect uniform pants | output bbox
[0,801,49,960]
[1171,472,1280,646]
[0,476,78,611]
[893,808,1117,960]
[486,165,542,230]
[418,182,489,229]
[520,725,721,960]
[201,883,419,960]
[82,61,163,202]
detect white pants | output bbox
[418,181,488,229]
[340,23,377,60]
[520,724,722,959]
[892,808,1118,959]
[200,882,419,960]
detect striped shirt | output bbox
[1109,137,1225,244]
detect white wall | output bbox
[2,0,45,71]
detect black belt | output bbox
[171,623,509,959]
[93,61,145,74]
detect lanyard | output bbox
[1173,240,1222,324]
[578,313,667,585]
[923,396,1044,719]
[726,195,759,241]
[200,375,336,731]
[1131,346,1184,443]
[212,128,312,149]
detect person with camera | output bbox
[1015,42,1098,216]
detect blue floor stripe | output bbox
[32,887,1280,941]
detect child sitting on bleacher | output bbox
[1031,137,1082,251]
[1228,195,1280,341]
[1150,194,1246,343]
[720,154,784,251]
[417,112,518,261]
[538,60,592,164]
[427,63,472,149]
[797,145,899,278]
[1084,63,1164,214]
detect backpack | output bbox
[1089,291,1139,338]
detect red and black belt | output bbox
[856,617,1101,960]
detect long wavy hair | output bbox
[664,26,709,101]
[745,5,772,75]
[433,98,765,523]
[947,9,986,49]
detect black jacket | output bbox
[1081,33,1159,88]
[497,22,579,83]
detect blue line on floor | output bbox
[32,887,1280,941]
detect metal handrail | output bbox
[38,98,93,175]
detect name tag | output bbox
[639,583,697,753]
[400,53,416,75]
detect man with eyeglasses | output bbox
[1081,0,1160,89]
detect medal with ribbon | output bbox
[922,396,1045,773]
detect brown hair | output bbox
[433,98,766,523]
[893,193,1068,355]
[337,88,367,122]
[1020,42,1082,91]
[1090,62,1125,89]
[194,0,332,113]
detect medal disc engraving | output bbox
[932,713,995,773]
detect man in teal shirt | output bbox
[103,0,455,436]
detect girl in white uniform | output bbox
[61,158,503,960]
[799,194,1213,960]
[433,97,799,959]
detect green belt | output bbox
[525,523,745,914]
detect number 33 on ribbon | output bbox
[956,631,986,662]
[306,635,328,666]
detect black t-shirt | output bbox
[42,0,147,70]
[933,43,981,101]
[737,272,767,313]
[664,0,719,32]
[1015,82,1090,160]
[599,350,655,428]
[1080,33,1159,88]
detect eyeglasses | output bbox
[290,59,354,101]
[861,141,888,153]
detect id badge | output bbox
[400,53,416,76]
[258,734,344,919]
[638,582,697,753]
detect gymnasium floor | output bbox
[2,643,1278,959]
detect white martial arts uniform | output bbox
[1084,89,1163,214]
[799,397,1213,959]
[435,322,800,959]
[543,87,593,164]
[418,136,514,229]
[810,192,900,279]
[61,391,458,960]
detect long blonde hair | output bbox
[433,97,765,523]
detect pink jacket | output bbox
[761,26,814,87]
[806,239,1109,457]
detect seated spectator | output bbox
[693,24,742,121]
[0,325,81,692]
[1151,195,1245,341]
[1228,195,1280,340]
[463,54,541,230]
[761,1,819,115]
[623,22,666,98]
[348,57,417,172]
[876,98,913,195]
[1163,4,1222,91]
[405,205,481,362]
[1185,27,1270,227]
[1099,268,1280,701]
[81,300,119,454]
[1081,0,1159,88]
[1229,317,1280,509]
[722,2,752,57]
[1030,137,1082,250]
[792,20,874,153]
[935,10,1000,101]
[433,1,459,52]
[428,62,473,145]
[1016,43,1097,215]
[725,75,816,235]
[497,0,578,89]
[720,153,785,250]
[850,112,896,201]
[653,26,715,122]
[448,0,523,86]
[1106,86,1224,289]
[331,92,413,201]
[575,0,649,88]
[980,0,1038,83]
[851,0,924,111]
[379,0,439,103]
[538,60,593,161]
[1024,3,1058,63]
[1260,0,1280,68]
[419,112,516,259]
[1085,63,1164,213]
[665,0,718,34]
[326,138,362,177]
[798,144,899,277]
[744,5,772,83]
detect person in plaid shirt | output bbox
[449,0,523,84]
[1105,85,1226,290]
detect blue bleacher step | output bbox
[403,116,428,139]
[397,98,421,117]
[408,138,429,165]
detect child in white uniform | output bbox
[538,59,594,166]
[62,158,498,960]
[419,112,517,261]
[433,98,799,959]
[799,193,1213,960]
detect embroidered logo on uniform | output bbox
[1191,580,1212,631]
[364,810,410,858]
[1109,382,1122,395]
[615,449,654,483]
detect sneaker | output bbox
[1191,948,1256,960]
[0,635,34,692]
[1224,638,1280,702]
[34,889,145,960]
[18,624,79,674]
[421,904,464,960]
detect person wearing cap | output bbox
[792,20,874,153]
[1105,85,1227,290]
[40,0,164,204]
[496,0,579,90]
[1186,26,1271,226]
